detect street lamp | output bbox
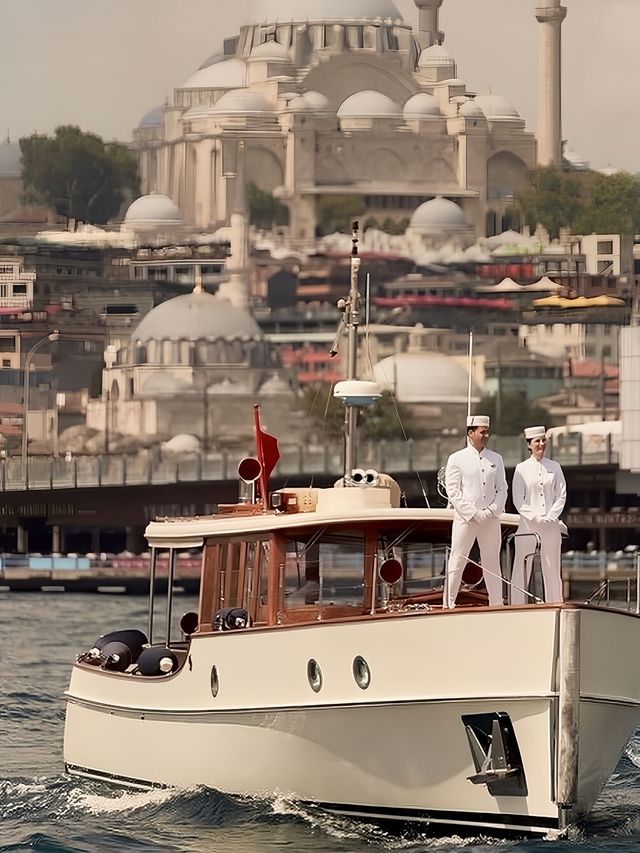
[21,330,60,479]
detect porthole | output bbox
[307,658,323,693]
[210,664,219,697]
[352,656,371,690]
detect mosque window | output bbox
[387,29,399,51]
[346,26,363,49]
[276,25,292,47]
[597,241,614,254]
[363,27,376,50]
[310,25,326,49]
[223,36,238,56]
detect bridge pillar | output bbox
[17,523,28,554]
[51,525,62,553]
[126,525,146,554]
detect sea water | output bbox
[2,593,640,852]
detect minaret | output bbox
[414,0,444,50]
[217,141,249,309]
[535,0,567,166]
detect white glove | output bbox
[473,509,491,523]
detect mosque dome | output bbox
[124,194,182,227]
[338,91,401,118]
[403,93,441,120]
[249,40,291,61]
[301,91,330,111]
[213,88,274,113]
[0,140,21,177]
[418,44,456,68]
[198,51,224,70]
[373,352,473,404]
[181,58,247,90]
[132,289,262,343]
[288,96,313,112]
[162,434,202,453]
[249,0,403,22]
[138,106,163,129]
[458,99,484,118]
[410,196,468,233]
[475,94,520,121]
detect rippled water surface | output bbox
[2,593,640,852]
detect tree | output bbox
[515,166,583,239]
[316,194,365,236]
[515,165,640,238]
[477,392,555,436]
[573,171,640,235]
[20,125,139,224]
[299,385,425,442]
[247,182,289,229]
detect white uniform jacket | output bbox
[445,445,508,522]
[512,456,566,524]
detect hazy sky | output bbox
[1,0,637,171]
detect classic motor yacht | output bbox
[64,226,640,838]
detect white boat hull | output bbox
[64,605,640,837]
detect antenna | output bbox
[467,330,473,419]
[344,221,361,478]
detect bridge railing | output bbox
[0,433,619,492]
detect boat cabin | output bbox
[148,482,509,644]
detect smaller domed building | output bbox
[86,283,299,448]
[371,329,480,431]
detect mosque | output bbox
[132,0,566,245]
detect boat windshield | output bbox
[279,521,451,619]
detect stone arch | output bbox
[369,148,406,182]
[303,56,418,108]
[487,151,528,201]
[245,147,284,192]
[316,156,348,184]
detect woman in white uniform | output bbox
[511,425,567,604]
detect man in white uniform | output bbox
[444,415,508,608]
[511,425,567,604]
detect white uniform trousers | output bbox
[511,518,563,604]
[445,515,504,608]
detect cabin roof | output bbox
[144,504,520,547]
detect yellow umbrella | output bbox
[588,294,626,307]
[531,294,571,307]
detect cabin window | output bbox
[375,525,449,601]
[283,528,365,613]
[199,537,270,629]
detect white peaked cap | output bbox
[524,425,546,439]
[467,415,490,428]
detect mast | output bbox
[333,221,380,483]
[344,221,361,478]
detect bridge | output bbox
[0,433,632,555]
[0,432,620,492]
